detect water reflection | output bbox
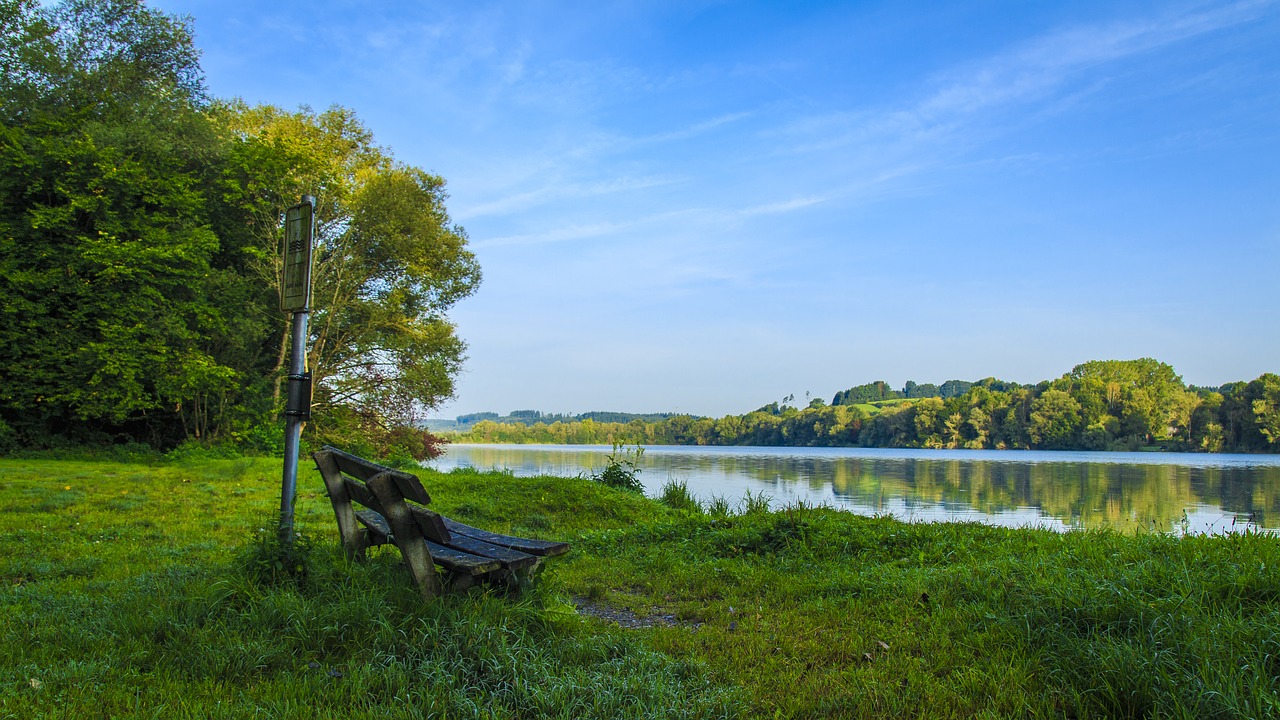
[430,445,1280,535]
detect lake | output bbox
[430,444,1280,534]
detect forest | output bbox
[457,359,1280,453]
[0,0,479,459]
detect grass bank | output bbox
[1,458,1277,718]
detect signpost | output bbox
[279,196,316,546]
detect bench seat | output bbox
[313,446,570,598]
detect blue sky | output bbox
[155,0,1280,418]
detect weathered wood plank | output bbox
[424,541,503,575]
[314,450,366,560]
[324,445,389,480]
[322,445,432,505]
[408,506,452,544]
[442,534,540,572]
[319,447,570,597]
[354,509,498,575]
[442,518,571,557]
[341,475,450,544]
[354,509,392,546]
[343,476,383,513]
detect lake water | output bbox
[430,444,1280,535]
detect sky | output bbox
[152,0,1280,419]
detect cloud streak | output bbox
[783,1,1274,154]
[457,175,682,220]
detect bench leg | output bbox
[314,450,366,561]
[401,539,444,600]
[368,472,442,599]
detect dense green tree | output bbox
[1249,374,1280,450]
[913,397,946,448]
[939,380,973,398]
[213,102,480,441]
[1188,392,1225,452]
[965,407,990,448]
[904,381,940,399]
[1069,358,1187,444]
[0,0,242,448]
[832,380,901,406]
[1028,389,1082,449]
[860,403,915,448]
[0,1,479,455]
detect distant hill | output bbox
[831,378,1014,406]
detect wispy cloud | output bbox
[783,1,1274,154]
[451,111,754,220]
[457,174,682,219]
[473,221,624,249]
[920,0,1271,119]
[738,197,826,216]
[637,111,753,145]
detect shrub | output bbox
[237,515,317,590]
[591,442,645,492]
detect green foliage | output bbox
[0,0,240,449]
[237,514,317,589]
[1028,389,1082,449]
[705,494,733,517]
[590,441,645,492]
[738,489,772,515]
[0,1,478,455]
[457,410,683,429]
[832,380,902,405]
[1251,373,1280,450]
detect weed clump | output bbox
[660,479,703,514]
[237,514,316,590]
[590,442,645,492]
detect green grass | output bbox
[849,398,915,416]
[2,458,1278,718]
[0,459,734,719]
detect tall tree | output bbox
[213,103,481,443]
[0,0,236,448]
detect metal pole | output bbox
[279,194,316,547]
[279,307,309,546]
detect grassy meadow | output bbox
[2,456,1278,718]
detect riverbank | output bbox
[2,458,1276,718]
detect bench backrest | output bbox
[312,445,449,597]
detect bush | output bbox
[591,442,645,492]
[237,515,317,590]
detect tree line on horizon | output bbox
[456,359,1280,454]
[453,410,685,428]
[0,1,478,458]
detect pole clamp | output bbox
[285,372,312,419]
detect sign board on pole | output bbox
[280,199,314,312]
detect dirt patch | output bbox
[572,596,696,630]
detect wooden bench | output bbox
[312,446,569,598]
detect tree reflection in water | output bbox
[432,445,1280,534]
